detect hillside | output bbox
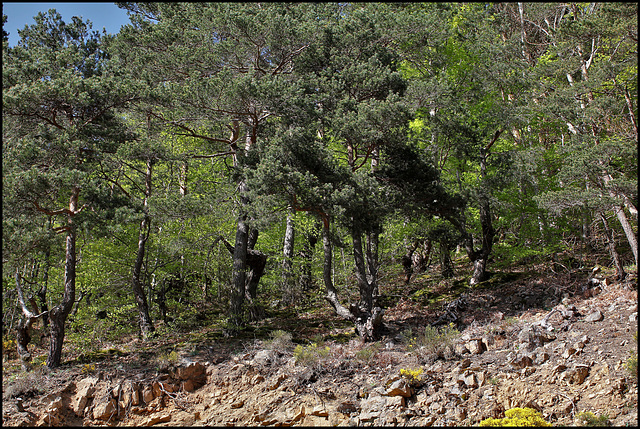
[2,256,637,427]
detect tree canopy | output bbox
[2,2,636,368]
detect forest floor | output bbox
[2,254,638,427]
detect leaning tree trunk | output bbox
[321,217,354,323]
[131,159,155,338]
[599,212,627,280]
[46,186,79,369]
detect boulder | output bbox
[585,309,604,322]
[72,376,99,416]
[93,398,117,421]
[386,378,413,397]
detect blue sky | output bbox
[2,2,131,46]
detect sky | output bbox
[2,2,132,46]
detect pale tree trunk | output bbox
[14,270,47,371]
[46,186,79,369]
[601,174,638,267]
[131,159,155,338]
[281,209,296,304]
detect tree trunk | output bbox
[351,227,384,341]
[37,248,50,329]
[366,230,379,299]
[440,241,455,279]
[131,159,155,338]
[281,210,296,305]
[414,239,432,273]
[599,212,627,280]
[46,186,79,369]
[612,205,638,268]
[402,241,416,285]
[229,205,249,331]
[321,219,354,322]
[300,223,319,291]
[245,248,267,321]
[14,269,44,370]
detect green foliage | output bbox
[264,330,294,354]
[355,342,382,364]
[402,322,460,361]
[478,407,551,427]
[626,331,638,380]
[575,411,610,427]
[155,350,179,371]
[293,341,331,369]
[2,3,637,369]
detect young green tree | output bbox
[3,10,135,367]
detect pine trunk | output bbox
[351,228,384,341]
[131,160,155,338]
[229,207,249,331]
[281,210,296,304]
[46,186,79,368]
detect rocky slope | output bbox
[2,267,638,427]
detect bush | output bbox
[625,331,637,380]
[575,411,610,427]
[354,342,381,364]
[402,322,460,362]
[478,407,551,427]
[293,342,330,369]
[264,330,293,354]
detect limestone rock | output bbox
[509,354,533,369]
[143,413,171,426]
[467,339,486,355]
[386,378,413,397]
[585,309,604,322]
[359,396,387,422]
[518,324,556,351]
[93,398,117,421]
[72,376,99,416]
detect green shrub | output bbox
[575,411,610,427]
[402,322,460,361]
[478,407,551,427]
[293,342,330,368]
[625,350,637,379]
[355,342,381,364]
[264,330,293,354]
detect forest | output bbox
[2,2,637,374]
